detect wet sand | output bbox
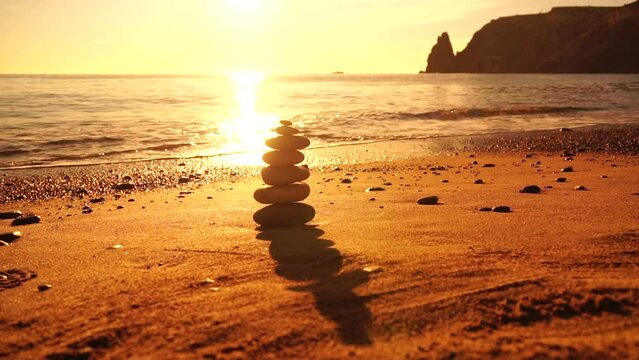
[1,130,639,359]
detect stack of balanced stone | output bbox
[253,120,315,228]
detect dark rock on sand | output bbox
[340,178,352,184]
[366,187,385,192]
[89,197,105,204]
[113,183,135,190]
[520,185,541,194]
[81,206,93,214]
[479,207,492,212]
[474,179,484,184]
[417,196,439,205]
[178,177,190,184]
[253,203,315,228]
[556,177,567,183]
[11,215,41,226]
[0,211,23,219]
[561,167,574,173]
[482,164,496,168]
[575,185,588,191]
[0,231,21,243]
[37,284,52,292]
[492,206,511,213]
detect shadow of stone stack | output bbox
[253,120,315,228]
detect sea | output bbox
[1,74,638,169]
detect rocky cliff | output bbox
[425,1,639,73]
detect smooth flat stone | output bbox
[253,203,315,228]
[262,150,304,166]
[265,136,310,151]
[0,211,22,219]
[275,126,299,136]
[254,183,310,204]
[11,215,41,226]
[261,166,310,186]
[280,120,293,126]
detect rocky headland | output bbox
[425,1,639,73]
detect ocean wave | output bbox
[0,149,33,158]
[387,106,600,121]
[43,136,126,147]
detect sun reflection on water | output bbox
[216,72,279,165]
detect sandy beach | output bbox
[1,130,638,359]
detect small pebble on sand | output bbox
[0,211,23,219]
[575,185,588,191]
[491,206,511,213]
[0,231,21,243]
[417,196,439,205]
[366,187,385,192]
[474,179,484,184]
[38,284,52,292]
[478,207,492,212]
[11,215,41,226]
[561,167,574,173]
[519,185,541,194]
[556,177,567,183]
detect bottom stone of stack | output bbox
[253,203,315,228]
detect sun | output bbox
[226,0,261,13]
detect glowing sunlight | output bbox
[225,0,262,13]
[216,72,279,165]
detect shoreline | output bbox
[1,123,638,205]
[1,149,638,359]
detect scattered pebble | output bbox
[601,175,608,178]
[0,211,23,219]
[417,196,439,205]
[108,244,124,250]
[474,179,484,184]
[113,183,135,190]
[128,198,136,202]
[366,187,385,192]
[519,185,541,194]
[491,206,511,213]
[340,178,352,184]
[82,206,93,214]
[478,207,492,212]
[116,205,124,210]
[556,177,567,183]
[482,164,495,168]
[11,215,41,226]
[37,284,52,292]
[561,167,574,173]
[442,179,449,183]
[575,185,588,191]
[178,177,190,184]
[363,265,382,274]
[89,197,105,204]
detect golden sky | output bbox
[0,0,630,74]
